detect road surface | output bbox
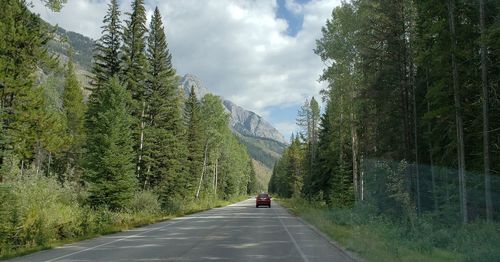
[9,199,355,262]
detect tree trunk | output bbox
[448,0,467,224]
[136,101,146,176]
[215,158,218,196]
[412,69,421,214]
[360,154,364,201]
[427,101,438,212]
[196,140,209,199]
[349,86,359,201]
[479,0,492,222]
[426,70,438,212]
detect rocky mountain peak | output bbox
[180,74,287,145]
[181,74,211,99]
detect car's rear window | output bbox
[258,194,269,198]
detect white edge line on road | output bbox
[273,204,310,262]
[277,201,360,262]
[44,200,249,262]
[44,215,195,262]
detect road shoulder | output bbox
[277,200,363,262]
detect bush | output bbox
[0,172,164,258]
[0,169,247,259]
[129,191,161,215]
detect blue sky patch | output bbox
[276,0,310,37]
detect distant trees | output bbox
[62,55,86,175]
[270,0,500,223]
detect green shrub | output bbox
[1,170,247,259]
[129,190,161,215]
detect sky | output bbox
[30,0,340,140]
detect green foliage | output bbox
[121,0,148,109]
[90,0,122,88]
[62,57,86,173]
[142,8,188,204]
[184,87,204,195]
[282,197,500,262]
[269,136,303,198]
[0,1,259,258]
[235,135,285,169]
[0,172,161,258]
[84,77,137,210]
[0,0,57,169]
[129,190,161,214]
[288,0,500,219]
[41,0,67,12]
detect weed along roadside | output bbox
[0,174,248,261]
[278,198,500,262]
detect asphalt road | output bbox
[8,199,355,262]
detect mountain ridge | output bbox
[180,74,287,176]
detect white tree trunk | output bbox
[137,101,146,176]
[196,140,209,199]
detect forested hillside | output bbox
[0,0,257,257]
[270,0,500,260]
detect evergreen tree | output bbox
[90,0,122,89]
[62,54,86,173]
[0,0,55,176]
[185,87,204,197]
[143,7,188,202]
[84,77,137,210]
[121,0,149,180]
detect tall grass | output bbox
[280,198,500,262]
[0,172,247,259]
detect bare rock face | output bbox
[222,100,287,144]
[180,74,287,145]
[181,74,211,100]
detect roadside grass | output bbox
[0,174,249,260]
[279,198,499,262]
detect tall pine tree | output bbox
[121,0,148,180]
[84,77,136,210]
[143,7,188,202]
[90,0,122,89]
[185,87,204,198]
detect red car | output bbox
[256,193,271,208]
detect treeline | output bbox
[0,0,255,254]
[270,0,500,225]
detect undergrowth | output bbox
[0,173,247,260]
[280,198,500,262]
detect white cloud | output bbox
[285,0,302,15]
[30,0,340,137]
[274,121,300,141]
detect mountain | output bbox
[180,74,287,189]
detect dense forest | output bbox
[0,0,256,256]
[270,0,499,260]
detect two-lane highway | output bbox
[9,199,355,261]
